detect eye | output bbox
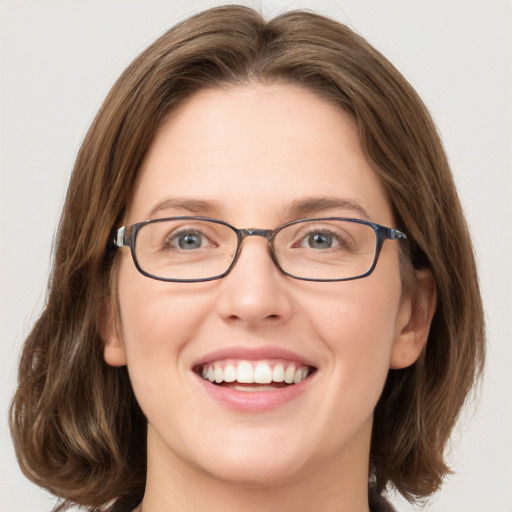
[168,230,210,250]
[298,230,342,249]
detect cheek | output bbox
[311,275,402,346]
[114,258,205,377]
[114,271,210,424]
[305,266,404,387]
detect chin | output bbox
[187,429,322,488]
[202,454,308,488]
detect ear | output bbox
[390,268,437,369]
[99,303,127,367]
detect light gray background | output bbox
[1,1,510,511]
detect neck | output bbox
[139,425,372,512]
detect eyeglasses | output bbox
[112,216,406,282]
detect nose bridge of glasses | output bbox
[230,228,280,277]
[234,228,276,263]
[238,227,274,241]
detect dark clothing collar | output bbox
[369,490,397,512]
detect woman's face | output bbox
[105,83,420,488]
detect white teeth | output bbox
[272,364,285,382]
[237,361,254,383]
[223,364,236,383]
[295,368,308,384]
[254,363,272,384]
[284,365,296,384]
[200,360,311,386]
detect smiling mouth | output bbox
[194,360,316,391]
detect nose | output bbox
[215,236,294,326]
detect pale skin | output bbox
[103,83,436,512]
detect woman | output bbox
[10,5,484,511]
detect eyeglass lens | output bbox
[133,218,378,281]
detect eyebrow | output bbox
[146,195,370,221]
[147,196,222,219]
[285,196,370,220]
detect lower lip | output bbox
[194,373,314,413]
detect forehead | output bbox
[128,82,393,226]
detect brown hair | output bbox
[10,5,485,510]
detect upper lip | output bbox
[191,345,318,369]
